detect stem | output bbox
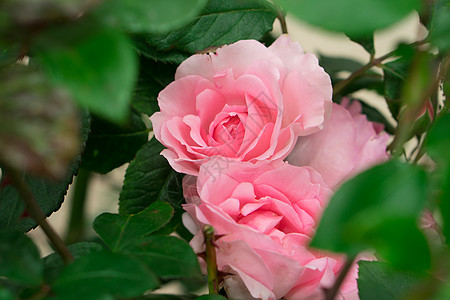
[333,40,426,97]
[275,3,288,34]
[65,169,90,244]
[2,164,73,263]
[325,255,356,300]
[204,225,219,294]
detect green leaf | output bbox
[0,287,14,300]
[357,261,424,300]
[382,45,415,119]
[310,160,431,270]
[80,111,148,174]
[0,65,81,179]
[43,242,103,283]
[53,251,159,300]
[132,57,177,116]
[319,55,364,80]
[135,295,195,300]
[124,235,202,279]
[37,18,137,123]
[93,200,173,252]
[0,113,90,231]
[426,111,450,161]
[119,138,184,214]
[0,230,42,285]
[139,0,277,63]
[347,33,375,56]
[429,1,450,51]
[0,45,19,69]
[95,0,208,33]
[278,0,421,36]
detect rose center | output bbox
[212,115,242,143]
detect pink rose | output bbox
[183,158,359,300]
[287,99,389,189]
[150,35,332,175]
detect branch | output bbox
[204,225,219,294]
[2,164,73,263]
[324,255,356,300]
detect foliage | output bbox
[0,0,448,299]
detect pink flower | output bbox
[150,35,332,175]
[287,99,389,189]
[183,158,359,300]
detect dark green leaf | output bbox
[119,138,184,214]
[43,242,103,283]
[310,160,431,270]
[357,261,424,300]
[53,251,159,300]
[0,230,42,285]
[382,45,415,119]
[278,0,421,36]
[359,100,395,134]
[80,110,148,174]
[0,112,89,231]
[95,0,208,33]
[140,0,277,63]
[125,235,202,279]
[37,18,137,123]
[132,57,177,116]
[347,33,375,56]
[319,55,364,80]
[429,1,450,51]
[0,65,81,179]
[93,200,173,252]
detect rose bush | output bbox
[150,35,332,175]
[287,99,390,189]
[183,158,360,300]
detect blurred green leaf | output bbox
[124,235,202,279]
[0,0,92,26]
[80,110,148,174]
[37,19,137,123]
[425,111,450,246]
[357,261,425,300]
[119,138,183,214]
[347,33,375,56]
[138,0,277,63]
[0,230,42,285]
[43,242,103,283]
[0,112,89,231]
[278,0,421,36]
[0,65,80,179]
[95,0,208,33]
[426,111,450,161]
[0,46,19,69]
[53,251,159,300]
[135,295,196,300]
[0,287,14,300]
[132,57,177,116]
[429,1,450,51]
[310,160,431,270]
[93,200,173,252]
